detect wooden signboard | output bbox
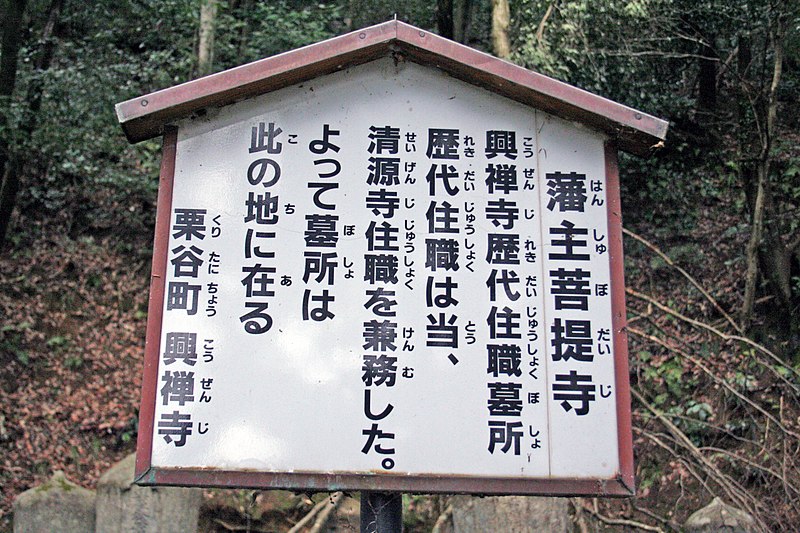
[117,20,668,496]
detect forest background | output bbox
[1,0,799,531]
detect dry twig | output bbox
[287,497,329,533]
[582,498,665,532]
[627,287,800,388]
[309,492,344,533]
[622,227,743,334]
[629,326,799,439]
[632,388,770,531]
[288,492,344,533]
[431,504,454,533]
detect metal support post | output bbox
[360,491,402,533]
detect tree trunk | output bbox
[741,15,784,329]
[198,0,217,77]
[491,0,511,59]
[234,0,253,59]
[452,0,472,44]
[0,0,26,97]
[25,0,63,129]
[0,0,29,247]
[0,0,63,247]
[697,35,717,112]
[437,0,454,40]
[742,164,767,330]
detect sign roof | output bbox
[116,20,667,155]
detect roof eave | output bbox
[116,20,668,156]
[116,20,399,144]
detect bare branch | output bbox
[287,497,329,533]
[583,498,664,532]
[308,492,344,533]
[626,288,800,389]
[535,3,554,44]
[593,49,718,60]
[622,228,743,334]
[288,492,344,533]
[629,326,800,440]
[631,388,767,527]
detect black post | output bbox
[360,491,403,533]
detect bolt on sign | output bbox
[117,21,667,496]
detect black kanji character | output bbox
[367,157,400,186]
[241,264,276,298]
[249,122,282,154]
[158,411,192,447]
[426,200,459,233]
[486,234,520,265]
[485,164,518,194]
[244,192,279,225]
[487,306,521,339]
[171,245,204,278]
[550,267,591,310]
[487,382,523,416]
[546,172,587,212]
[550,318,593,362]
[305,214,339,247]
[362,354,397,386]
[486,269,520,301]
[426,313,458,348]
[426,164,459,196]
[366,189,400,218]
[162,332,197,366]
[366,221,399,252]
[425,238,460,271]
[488,420,523,454]
[553,371,596,415]
[548,220,590,261]
[487,344,522,377]
[161,370,195,406]
[426,128,459,159]
[486,130,517,159]
[364,254,399,284]
[172,209,207,240]
[303,251,338,284]
[368,125,400,154]
[166,282,200,315]
[485,198,519,230]
[363,320,397,352]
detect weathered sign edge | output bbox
[606,142,635,495]
[134,466,635,497]
[135,127,177,481]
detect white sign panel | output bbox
[140,58,628,491]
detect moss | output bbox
[33,472,74,494]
